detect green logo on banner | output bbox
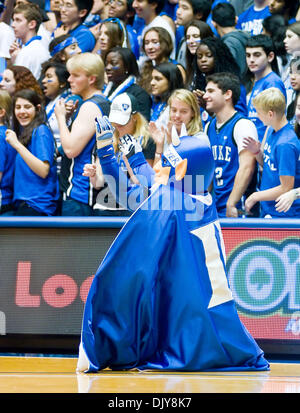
[227,239,300,315]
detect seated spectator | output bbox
[49,34,82,62]
[54,52,111,216]
[245,34,287,142]
[52,0,96,53]
[5,88,59,216]
[93,17,130,60]
[0,90,16,216]
[139,26,186,94]
[211,2,250,77]
[184,19,214,89]
[236,0,271,36]
[103,46,152,121]
[9,3,50,79]
[244,87,300,218]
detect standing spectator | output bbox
[211,2,250,77]
[0,65,44,101]
[41,60,72,174]
[184,19,213,88]
[244,87,300,218]
[9,3,50,79]
[284,21,300,58]
[268,0,299,24]
[175,0,211,67]
[192,37,248,128]
[229,0,253,17]
[0,90,16,216]
[103,47,152,121]
[139,27,186,94]
[52,0,96,53]
[106,0,140,59]
[54,52,111,216]
[150,62,184,128]
[49,34,82,63]
[262,14,291,104]
[236,0,270,36]
[92,17,130,60]
[245,34,286,142]
[287,56,300,124]
[133,0,176,67]
[203,72,258,218]
[5,88,59,216]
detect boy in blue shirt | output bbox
[52,0,96,53]
[246,34,287,142]
[244,87,300,218]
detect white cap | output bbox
[108,93,138,125]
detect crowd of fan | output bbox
[0,0,299,218]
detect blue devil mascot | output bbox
[77,116,269,373]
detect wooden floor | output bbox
[0,355,300,394]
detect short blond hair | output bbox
[67,52,105,89]
[252,87,286,116]
[168,89,203,135]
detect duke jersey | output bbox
[59,94,111,206]
[260,123,300,217]
[206,112,245,216]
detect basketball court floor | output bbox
[0,355,299,394]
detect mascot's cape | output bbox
[78,183,269,373]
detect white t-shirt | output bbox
[0,23,15,58]
[15,36,50,79]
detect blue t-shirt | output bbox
[13,124,59,215]
[53,22,96,53]
[0,125,16,206]
[247,72,287,142]
[260,123,300,217]
[236,5,271,35]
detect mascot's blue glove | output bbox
[119,134,142,159]
[95,115,114,149]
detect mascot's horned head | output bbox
[154,135,214,195]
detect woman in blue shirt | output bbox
[5,89,59,216]
[0,90,16,215]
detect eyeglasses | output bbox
[109,0,126,7]
[60,1,75,9]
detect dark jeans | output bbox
[61,198,94,216]
[15,201,47,216]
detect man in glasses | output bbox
[53,0,96,52]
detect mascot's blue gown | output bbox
[77,133,269,373]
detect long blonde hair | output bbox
[168,89,203,135]
[113,112,151,153]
